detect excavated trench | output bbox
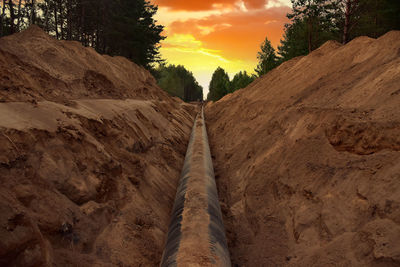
[1,27,400,266]
[161,107,231,266]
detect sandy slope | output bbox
[205,31,400,266]
[0,27,197,266]
[0,25,168,102]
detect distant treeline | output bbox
[207,68,255,101]
[0,0,164,68]
[208,0,400,101]
[0,1,205,102]
[153,64,203,102]
[1,0,398,103]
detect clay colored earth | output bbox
[0,26,399,266]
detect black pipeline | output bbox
[160,107,231,266]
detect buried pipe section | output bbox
[160,107,231,267]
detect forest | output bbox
[207,0,400,101]
[0,0,208,102]
[0,0,399,102]
[153,64,204,102]
[0,0,165,67]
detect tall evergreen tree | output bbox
[156,64,203,102]
[255,37,278,77]
[207,67,230,101]
[0,0,165,68]
[230,71,255,93]
[348,0,400,39]
[288,0,338,52]
[279,0,400,61]
[278,20,309,62]
[104,0,164,67]
[0,0,6,36]
[338,0,361,44]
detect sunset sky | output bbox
[152,0,292,96]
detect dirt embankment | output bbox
[0,25,169,102]
[206,31,400,266]
[0,27,197,266]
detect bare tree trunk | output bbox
[342,0,350,44]
[59,0,64,39]
[342,0,359,44]
[101,1,107,53]
[81,4,85,45]
[308,19,312,53]
[374,0,378,38]
[66,0,72,40]
[31,0,36,25]
[16,0,22,30]
[8,0,16,34]
[306,0,312,53]
[95,1,101,50]
[54,2,59,39]
[44,0,50,32]
[0,0,6,36]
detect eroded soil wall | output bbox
[206,32,400,266]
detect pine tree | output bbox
[255,37,278,77]
[0,0,6,36]
[207,67,230,101]
[105,0,165,67]
[230,71,255,93]
[0,0,165,68]
[277,21,309,62]
[288,0,338,52]
[156,65,203,102]
[348,0,400,39]
[339,0,360,44]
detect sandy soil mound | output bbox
[0,25,168,102]
[205,31,400,266]
[0,27,197,266]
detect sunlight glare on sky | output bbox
[152,0,292,97]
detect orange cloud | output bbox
[152,0,292,96]
[153,0,268,11]
[168,7,290,61]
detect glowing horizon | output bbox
[152,0,292,97]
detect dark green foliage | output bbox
[288,0,340,52]
[253,0,399,85]
[277,0,399,64]
[155,65,203,102]
[255,37,278,77]
[207,68,256,101]
[348,0,400,39]
[0,0,165,68]
[277,21,309,62]
[230,71,255,93]
[103,0,164,67]
[207,67,230,101]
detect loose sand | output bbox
[0,27,197,266]
[1,25,400,267]
[206,31,400,266]
[0,25,168,103]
